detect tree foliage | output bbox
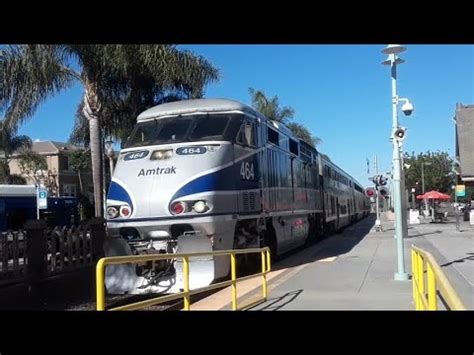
[1,44,219,216]
[16,151,48,182]
[69,149,91,194]
[248,87,321,146]
[248,88,295,124]
[1,45,219,133]
[69,149,91,172]
[287,122,322,147]
[0,123,32,183]
[403,151,454,195]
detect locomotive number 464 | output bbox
[240,161,255,180]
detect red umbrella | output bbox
[416,190,451,200]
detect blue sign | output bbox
[38,188,48,209]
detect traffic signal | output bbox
[365,187,376,198]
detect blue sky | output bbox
[18,45,474,187]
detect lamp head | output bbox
[382,44,407,55]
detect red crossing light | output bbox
[365,187,376,198]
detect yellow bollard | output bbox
[261,251,267,300]
[183,256,190,310]
[96,258,106,311]
[231,253,237,310]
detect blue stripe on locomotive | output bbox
[172,155,260,202]
[107,181,134,211]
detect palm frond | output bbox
[0,45,79,130]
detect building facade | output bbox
[9,141,95,201]
[454,103,474,187]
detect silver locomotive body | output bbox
[105,100,263,294]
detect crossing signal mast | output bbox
[368,173,390,231]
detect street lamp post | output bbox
[382,44,410,281]
[105,139,115,179]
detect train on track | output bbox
[104,99,370,294]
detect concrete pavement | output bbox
[193,212,473,310]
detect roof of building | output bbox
[455,103,474,181]
[31,141,82,155]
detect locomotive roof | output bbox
[137,98,266,121]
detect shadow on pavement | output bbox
[440,253,474,268]
[246,289,303,311]
[405,230,442,239]
[271,215,376,272]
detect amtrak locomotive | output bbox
[105,99,370,294]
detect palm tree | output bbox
[1,45,219,216]
[248,88,321,147]
[248,88,294,124]
[0,123,32,183]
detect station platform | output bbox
[191,213,473,310]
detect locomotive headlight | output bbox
[151,149,173,160]
[107,206,119,219]
[192,200,209,213]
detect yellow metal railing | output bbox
[411,246,466,310]
[96,247,271,311]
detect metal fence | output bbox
[96,247,271,311]
[411,245,466,310]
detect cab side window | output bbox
[236,119,256,147]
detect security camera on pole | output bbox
[382,44,413,282]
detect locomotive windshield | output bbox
[125,113,244,148]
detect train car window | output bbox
[224,115,244,142]
[268,127,279,146]
[289,139,299,156]
[125,120,158,147]
[244,122,254,146]
[157,117,193,142]
[236,120,256,147]
[190,115,230,141]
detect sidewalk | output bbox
[193,213,473,310]
[247,216,414,310]
[405,217,474,309]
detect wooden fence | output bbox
[0,218,106,287]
